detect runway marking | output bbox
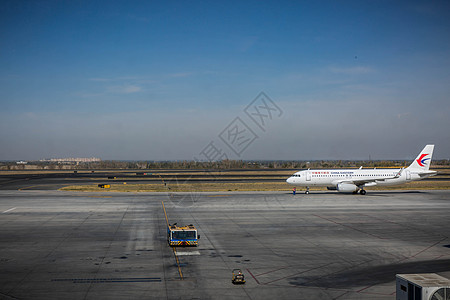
[411,238,447,258]
[252,265,290,276]
[246,269,260,284]
[246,263,334,285]
[313,214,387,240]
[2,207,16,214]
[52,277,161,283]
[161,200,184,280]
[356,285,375,293]
[262,263,334,285]
[176,251,200,256]
[161,200,169,227]
[172,247,184,280]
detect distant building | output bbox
[40,157,101,163]
[16,161,28,165]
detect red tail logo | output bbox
[416,154,430,167]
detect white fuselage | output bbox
[286,168,429,187]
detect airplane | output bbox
[286,145,437,195]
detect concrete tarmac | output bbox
[0,190,449,299]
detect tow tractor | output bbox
[167,223,199,246]
[232,269,246,284]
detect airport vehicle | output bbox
[286,145,437,195]
[167,224,199,246]
[232,269,245,284]
[98,184,110,189]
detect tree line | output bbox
[1,159,449,170]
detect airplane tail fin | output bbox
[407,145,434,171]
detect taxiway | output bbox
[0,190,449,299]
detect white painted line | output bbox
[2,207,17,214]
[176,251,200,256]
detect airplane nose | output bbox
[286,177,293,184]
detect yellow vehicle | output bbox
[232,269,245,284]
[98,184,110,189]
[167,224,199,246]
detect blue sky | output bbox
[1,1,449,160]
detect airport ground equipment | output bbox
[232,269,245,284]
[98,184,110,188]
[167,224,199,246]
[396,273,450,300]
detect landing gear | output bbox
[360,189,366,195]
[305,187,310,195]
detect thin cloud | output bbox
[168,72,194,78]
[89,77,110,82]
[107,85,142,94]
[237,36,259,52]
[329,66,374,75]
[86,77,145,95]
[78,92,105,98]
[89,76,142,82]
[79,85,142,97]
[397,112,411,119]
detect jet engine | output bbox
[337,183,358,193]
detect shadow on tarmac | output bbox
[289,259,450,288]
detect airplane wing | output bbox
[336,169,403,187]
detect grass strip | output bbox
[60,180,450,193]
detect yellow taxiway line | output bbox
[161,200,183,280]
